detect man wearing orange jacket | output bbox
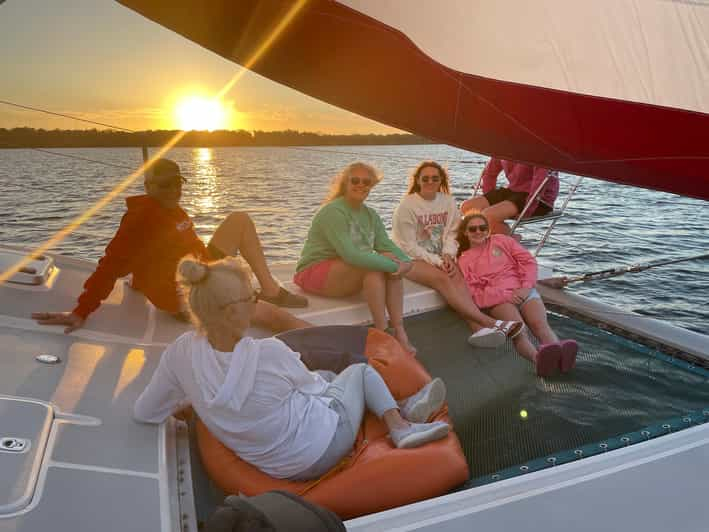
[33,158,308,333]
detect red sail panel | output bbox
[118,0,709,200]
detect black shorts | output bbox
[483,188,552,217]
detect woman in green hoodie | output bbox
[294,162,415,353]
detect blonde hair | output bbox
[406,161,450,195]
[177,256,253,335]
[323,162,382,203]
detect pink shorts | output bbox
[293,259,336,295]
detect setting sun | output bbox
[175,96,229,131]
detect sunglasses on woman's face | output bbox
[467,224,489,233]
[350,176,373,187]
[420,175,441,184]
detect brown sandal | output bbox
[258,287,309,308]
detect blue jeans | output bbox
[290,363,397,481]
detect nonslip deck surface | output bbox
[405,308,709,482]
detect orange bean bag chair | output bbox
[196,326,470,519]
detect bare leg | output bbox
[321,259,366,297]
[461,196,490,215]
[384,276,416,352]
[320,259,412,350]
[520,299,558,345]
[406,261,496,332]
[362,270,388,330]
[251,301,312,333]
[208,212,281,297]
[489,303,537,362]
[481,201,520,235]
[320,261,392,332]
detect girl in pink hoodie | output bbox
[456,213,577,377]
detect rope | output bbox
[563,252,709,284]
[0,141,134,170]
[0,99,136,132]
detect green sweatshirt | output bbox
[297,197,410,273]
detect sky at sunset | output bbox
[0,0,400,134]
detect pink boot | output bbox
[535,343,562,377]
[559,340,578,373]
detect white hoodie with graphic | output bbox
[133,331,338,479]
[392,192,459,267]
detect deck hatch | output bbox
[0,248,54,286]
[0,398,53,514]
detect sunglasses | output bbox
[350,176,373,187]
[219,292,259,308]
[153,176,186,189]
[467,224,489,233]
[420,175,441,184]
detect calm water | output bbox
[1,145,707,333]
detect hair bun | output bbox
[179,258,209,284]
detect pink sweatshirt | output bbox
[481,158,559,215]
[458,234,537,308]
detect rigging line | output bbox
[561,252,709,285]
[0,141,134,171]
[278,145,479,165]
[0,99,136,132]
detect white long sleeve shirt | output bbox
[133,332,338,479]
[392,192,460,267]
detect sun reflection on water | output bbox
[190,148,219,213]
[196,147,212,162]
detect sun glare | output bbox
[175,97,229,131]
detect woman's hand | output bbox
[509,287,531,305]
[388,259,412,279]
[173,406,194,422]
[394,260,413,277]
[31,311,85,334]
[398,261,413,276]
[441,254,458,277]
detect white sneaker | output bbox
[390,421,450,449]
[399,378,446,423]
[467,327,505,348]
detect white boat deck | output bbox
[1,246,708,531]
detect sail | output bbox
[118,0,709,200]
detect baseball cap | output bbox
[146,158,187,183]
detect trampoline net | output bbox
[404,309,709,486]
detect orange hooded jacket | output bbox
[73,195,209,319]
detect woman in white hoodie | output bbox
[134,256,449,480]
[392,161,523,347]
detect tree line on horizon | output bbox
[0,128,433,148]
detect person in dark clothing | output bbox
[32,158,308,334]
[461,157,559,235]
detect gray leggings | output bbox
[290,363,398,481]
